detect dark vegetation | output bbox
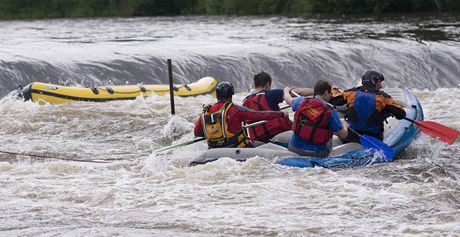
[0,0,458,19]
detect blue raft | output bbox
[190,88,423,169]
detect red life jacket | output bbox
[292,98,333,145]
[243,91,291,142]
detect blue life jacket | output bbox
[348,90,382,134]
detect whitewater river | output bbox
[0,15,459,236]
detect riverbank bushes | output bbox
[0,0,458,19]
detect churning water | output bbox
[0,15,459,236]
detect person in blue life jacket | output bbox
[283,80,348,157]
[243,71,314,142]
[329,70,406,143]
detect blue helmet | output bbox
[362,70,384,86]
[216,81,234,101]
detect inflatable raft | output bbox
[190,88,423,169]
[16,76,217,104]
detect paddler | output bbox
[194,81,288,148]
[284,80,348,157]
[243,71,314,142]
[329,70,406,143]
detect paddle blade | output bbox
[359,135,395,161]
[414,120,459,145]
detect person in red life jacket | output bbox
[243,71,314,142]
[283,80,348,157]
[194,81,288,148]
[329,70,406,143]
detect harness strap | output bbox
[246,93,273,140]
[306,105,331,143]
[294,98,332,143]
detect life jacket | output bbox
[201,101,252,148]
[242,91,291,142]
[292,98,333,145]
[347,90,383,134]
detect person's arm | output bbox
[283,87,293,106]
[292,87,314,97]
[336,128,348,140]
[329,109,348,140]
[331,85,342,96]
[385,105,406,120]
[235,105,286,121]
[193,116,204,137]
[328,92,347,106]
[381,93,406,120]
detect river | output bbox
[0,15,459,236]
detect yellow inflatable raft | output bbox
[17,77,217,105]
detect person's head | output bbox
[253,71,272,89]
[314,80,332,101]
[216,81,234,101]
[362,70,384,90]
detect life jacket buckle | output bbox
[204,113,221,124]
[300,119,310,126]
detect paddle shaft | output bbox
[154,137,206,154]
[244,120,271,128]
[348,128,372,144]
[280,105,291,110]
[404,117,418,124]
[290,91,301,98]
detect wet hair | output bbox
[314,80,332,96]
[253,71,272,88]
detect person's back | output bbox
[198,100,252,148]
[243,71,313,142]
[194,81,287,148]
[243,91,291,142]
[329,70,406,142]
[284,80,348,157]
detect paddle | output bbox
[154,137,206,154]
[243,119,272,128]
[348,128,395,161]
[279,105,291,110]
[404,118,459,144]
[153,118,283,154]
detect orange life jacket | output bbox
[243,91,291,142]
[339,86,402,135]
[292,98,333,145]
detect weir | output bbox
[1,15,459,97]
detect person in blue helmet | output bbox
[329,70,406,143]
